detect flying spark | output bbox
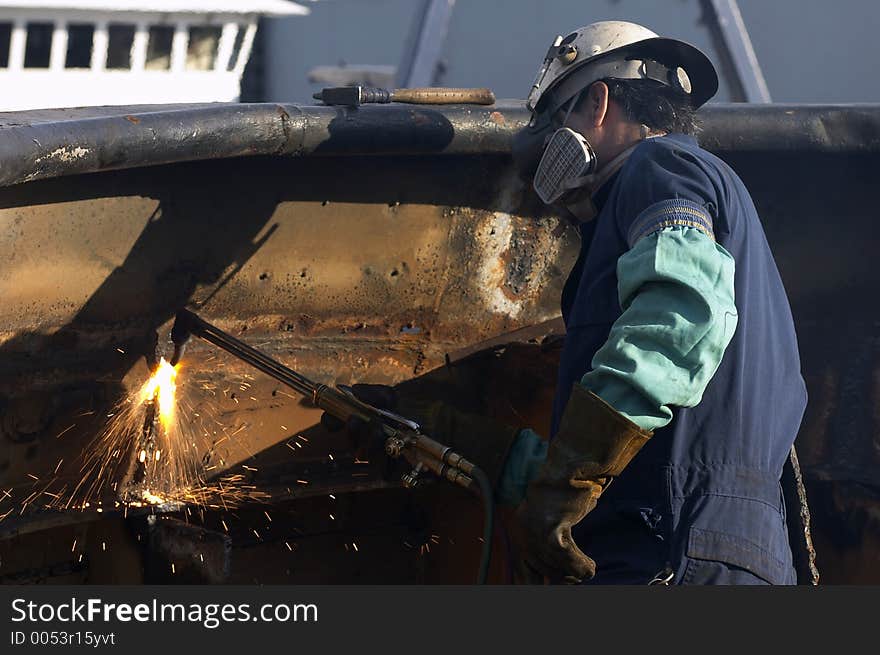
[4,356,268,523]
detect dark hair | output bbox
[577,77,702,136]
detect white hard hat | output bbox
[527,21,718,116]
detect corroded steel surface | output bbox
[0,103,877,583]
[0,144,575,583]
[0,103,880,189]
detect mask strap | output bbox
[559,88,584,129]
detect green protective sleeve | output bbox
[496,225,737,505]
[581,225,738,431]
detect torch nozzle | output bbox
[169,309,197,366]
[169,343,185,367]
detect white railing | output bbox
[0,9,264,109]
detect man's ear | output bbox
[586,81,610,128]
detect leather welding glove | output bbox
[514,383,653,584]
[320,384,521,490]
[319,384,395,460]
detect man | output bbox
[328,21,808,585]
[505,20,808,585]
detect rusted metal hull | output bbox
[0,103,878,583]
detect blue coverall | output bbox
[502,133,807,585]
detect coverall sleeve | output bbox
[498,226,737,505]
[497,226,737,505]
[581,225,737,430]
[497,141,738,505]
[581,140,738,430]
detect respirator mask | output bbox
[515,92,648,222]
[525,91,604,221]
[533,126,597,206]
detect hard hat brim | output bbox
[625,37,719,107]
[540,36,719,114]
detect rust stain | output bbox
[124,115,140,124]
[489,111,506,126]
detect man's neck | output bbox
[596,124,664,173]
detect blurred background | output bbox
[1,0,878,111]
[257,0,880,104]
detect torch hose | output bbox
[471,466,495,585]
[171,308,496,583]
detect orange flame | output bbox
[139,357,178,427]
